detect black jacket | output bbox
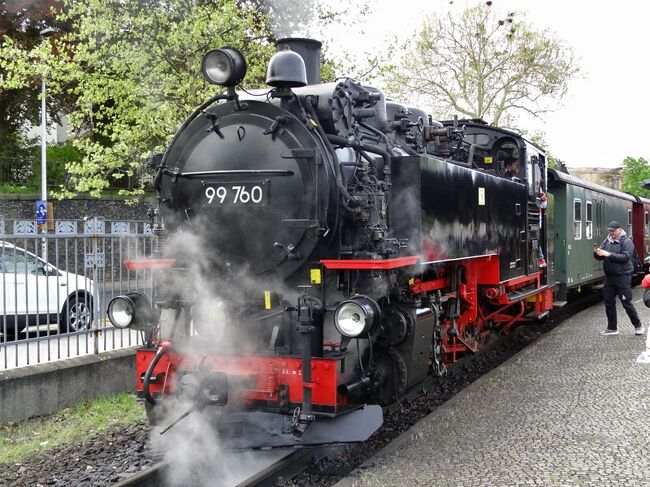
[594,233,634,275]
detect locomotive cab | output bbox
[437,120,549,279]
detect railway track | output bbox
[113,463,163,487]
[112,448,326,487]
[113,287,604,487]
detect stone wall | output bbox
[0,348,137,422]
[0,194,154,222]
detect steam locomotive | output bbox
[106,38,646,449]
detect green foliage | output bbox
[0,127,34,185]
[380,3,580,127]
[0,0,275,197]
[28,141,83,188]
[621,157,650,197]
[0,183,34,194]
[0,0,367,198]
[0,1,65,131]
[56,0,278,197]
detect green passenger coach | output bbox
[548,169,639,302]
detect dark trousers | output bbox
[603,274,641,330]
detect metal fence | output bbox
[0,215,154,369]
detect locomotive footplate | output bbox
[503,283,553,304]
[210,406,383,450]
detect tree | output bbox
[621,157,650,197]
[0,0,65,183]
[380,3,580,127]
[0,0,276,197]
[58,0,278,197]
[0,0,64,131]
[0,0,369,197]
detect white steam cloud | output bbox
[261,0,318,38]
[147,211,298,482]
[151,398,281,486]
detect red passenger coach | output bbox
[632,197,650,268]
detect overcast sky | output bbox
[322,0,649,168]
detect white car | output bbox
[0,242,94,339]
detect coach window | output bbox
[645,211,649,236]
[574,199,582,240]
[586,201,593,239]
[628,209,632,235]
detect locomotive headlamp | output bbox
[107,295,134,328]
[334,296,380,338]
[107,292,155,331]
[201,47,247,86]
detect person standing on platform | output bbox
[593,220,644,336]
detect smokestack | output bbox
[275,38,322,85]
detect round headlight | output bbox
[201,47,247,86]
[334,297,380,337]
[107,296,135,329]
[107,292,155,331]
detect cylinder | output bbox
[276,38,322,85]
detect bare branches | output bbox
[382,3,580,126]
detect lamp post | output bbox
[39,26,56,259]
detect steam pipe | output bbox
[304,97,357,207]
[358,121,397,155]
[366,117,418,156]
[468,143,475,167]
[326,135,391,177]
[143,346,166,405]
[292,295,319,437]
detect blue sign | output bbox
[36,200,47,225]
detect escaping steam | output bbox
[260,0,319,38]
[147,210,298,482]
[150,397,269,486]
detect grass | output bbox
[0,393,146,465]
[0,183,37,194]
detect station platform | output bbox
[336,287,650,487]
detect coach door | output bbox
[525,149,546,276]
[592,197,605,274]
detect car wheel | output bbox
[62,294,93,333]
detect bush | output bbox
[29,142,83,189]
[0,130,34,185]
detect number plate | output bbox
[203,181,268,206]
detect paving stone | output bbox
[336,287,650,487]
